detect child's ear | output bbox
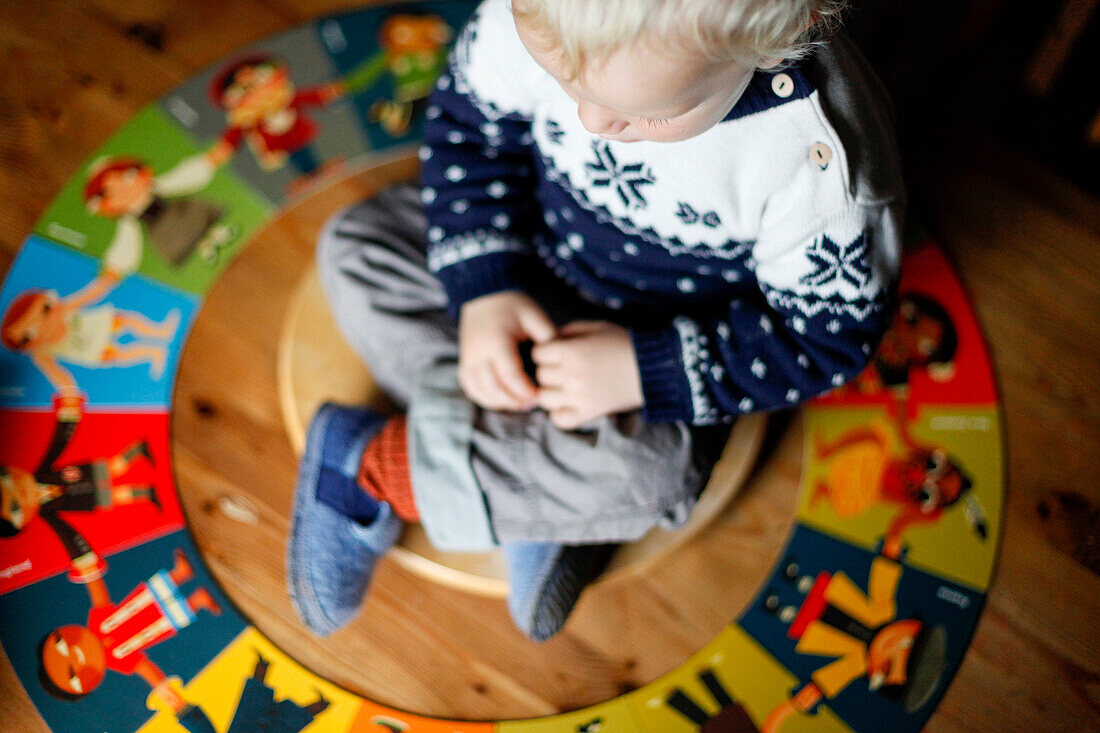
[759,57,785,69]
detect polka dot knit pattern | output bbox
[419,0,906,425]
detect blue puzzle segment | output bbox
[740,523,985,733]
[0,530,245,733]
[0,236,198,409]
[316,1,479,150]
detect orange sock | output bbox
[357,415,419,521]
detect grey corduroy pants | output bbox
[316,184,722,552]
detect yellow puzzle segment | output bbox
[138,627,367,732]
[626,625,851,733]
[797,405,1003,592]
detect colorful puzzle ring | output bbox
[0,3,1004,731]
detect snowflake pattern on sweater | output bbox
[420,0,904,425]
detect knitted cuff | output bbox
[630,326,693,423]
[435,251,538,317]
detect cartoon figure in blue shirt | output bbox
[175,651,331,733]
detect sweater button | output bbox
[809,142,833,169]
[771,73,794,98]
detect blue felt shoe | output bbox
[287,403,402,636]
[504,542,617,642]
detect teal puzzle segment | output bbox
[0,235,199,409]
[32,104,273,298]
[739,523,986,733]
[316,1,480,152]
[159,23,374,206]
[0,529,247,733]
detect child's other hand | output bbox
[458,291,555,411]
[532,321,644,430]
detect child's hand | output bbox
[458,291,556,411]
[532,321,644,430]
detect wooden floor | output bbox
[1,1,1098,730]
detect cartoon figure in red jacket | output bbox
[205,54,347,194]
[37,547,220,712]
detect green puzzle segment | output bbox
[33,104,273,297]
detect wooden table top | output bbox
[0,1,1097,731]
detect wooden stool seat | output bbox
[278,265,766,597]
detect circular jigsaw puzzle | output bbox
[0,3,1003,731]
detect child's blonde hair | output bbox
[512,0,847,78]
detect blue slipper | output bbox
[504,542,617,642]
[287,403,402,636]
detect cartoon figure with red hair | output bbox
[759,548,948,731]
[83,155,236,267]
[36,546,220,727]
[811,408,986,554]
[204,53,347,193]
[0,238,180,394]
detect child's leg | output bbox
[459,411,723,546]
[315,184,457,409]
[312,184,727,640]
[288,185,453,638]
[503,542,618,642]
[476,412,725,641]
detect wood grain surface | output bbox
[1,1,1098,731]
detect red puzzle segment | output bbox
[816,241,999,408]
[0,407,184,595]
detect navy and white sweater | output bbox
[420,0,905,425]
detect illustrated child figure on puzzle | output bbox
[206,54,349,195]
[287,0,905,641]
[37,547,221,719]
[850,292,959,395]
[1,392,159,553]
[811,401,986,562]
[174,651,332,733]
[0,234,180,391]
[84,155,237,268]
[760,546,947,730]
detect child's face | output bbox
[514,16,767,143]
[42,625,106,696]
